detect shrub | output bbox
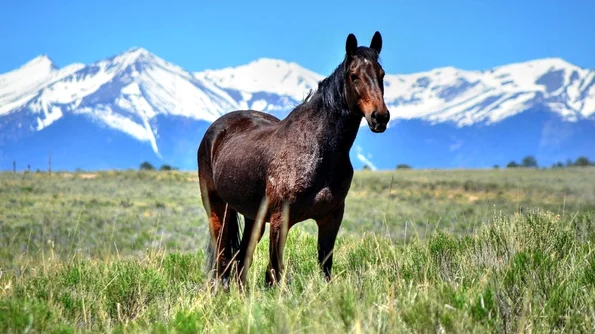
[522,155,538,168]
[139,162,155,171]
[574,156,591,167]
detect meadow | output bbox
[1,168,594,333]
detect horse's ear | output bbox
[370,31,382,54]
[346,33,358,56]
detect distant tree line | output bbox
[363,163,412,171]
[139,161,179,171]
[551,156,593,168]
[500,155,593,169]
[357,155,595,171]
[505,155,538,168]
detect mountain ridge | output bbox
[1,47,594,171]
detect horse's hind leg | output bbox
[202,190,241,289]
[236,218,266,285]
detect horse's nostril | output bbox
[375,110,389,123]
[371,111,377,120]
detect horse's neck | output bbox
[320,107,362,154]
[283,95,362,158]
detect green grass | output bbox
[1,168,594,333]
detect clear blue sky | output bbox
[1,0,594,76]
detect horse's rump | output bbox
[198,110,281,219]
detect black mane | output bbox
[305,47,380,112]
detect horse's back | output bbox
[209,109,280,134]
[199,110,279,157]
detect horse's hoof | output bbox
[264,271,293,287]
[264,275,278,288]
[221,278,230,292]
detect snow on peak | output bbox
[110,46,155,65]
[0,46,243,154]
[382,57,594,126]
[0,54,83,116]
[2,47,594,151]
[195,57,324,101]
[25,54,58,71]
[0,55,57,84]
[124,46,151,56]
[495,57,576,71]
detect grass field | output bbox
[1,168,594,333]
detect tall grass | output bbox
[1,209,593,333]
[1,169,594,332]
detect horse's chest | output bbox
[266,149,353,219]
[267,150,321,198]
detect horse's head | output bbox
[344,31,390,133]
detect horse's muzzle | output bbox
[369,109,390,133]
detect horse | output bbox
[197,31,390,288]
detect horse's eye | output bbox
[350,73,359,82]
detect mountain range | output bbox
[1,47,594,171]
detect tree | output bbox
[574,156,591,167]
[521,155,538,168]
[396,164,412,169]
[493,164,500,169]
[160,164,174,171]
[507,161,519,168]
[362,165,372,171]
[140,161,155,170]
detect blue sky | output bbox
[1,0,594,76]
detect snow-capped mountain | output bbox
[1,47,594,171]
[194,58,324,114]
[382,57,595,126]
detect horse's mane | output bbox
[302,47,380,112]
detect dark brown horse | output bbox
[197,31,390,288]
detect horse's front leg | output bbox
[315,202,344,281]
[265,204,291,286]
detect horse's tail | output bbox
[204,235,217,279]
[204,206,243,279]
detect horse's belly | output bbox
[217,183,266,219]
[213,158,267,220]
